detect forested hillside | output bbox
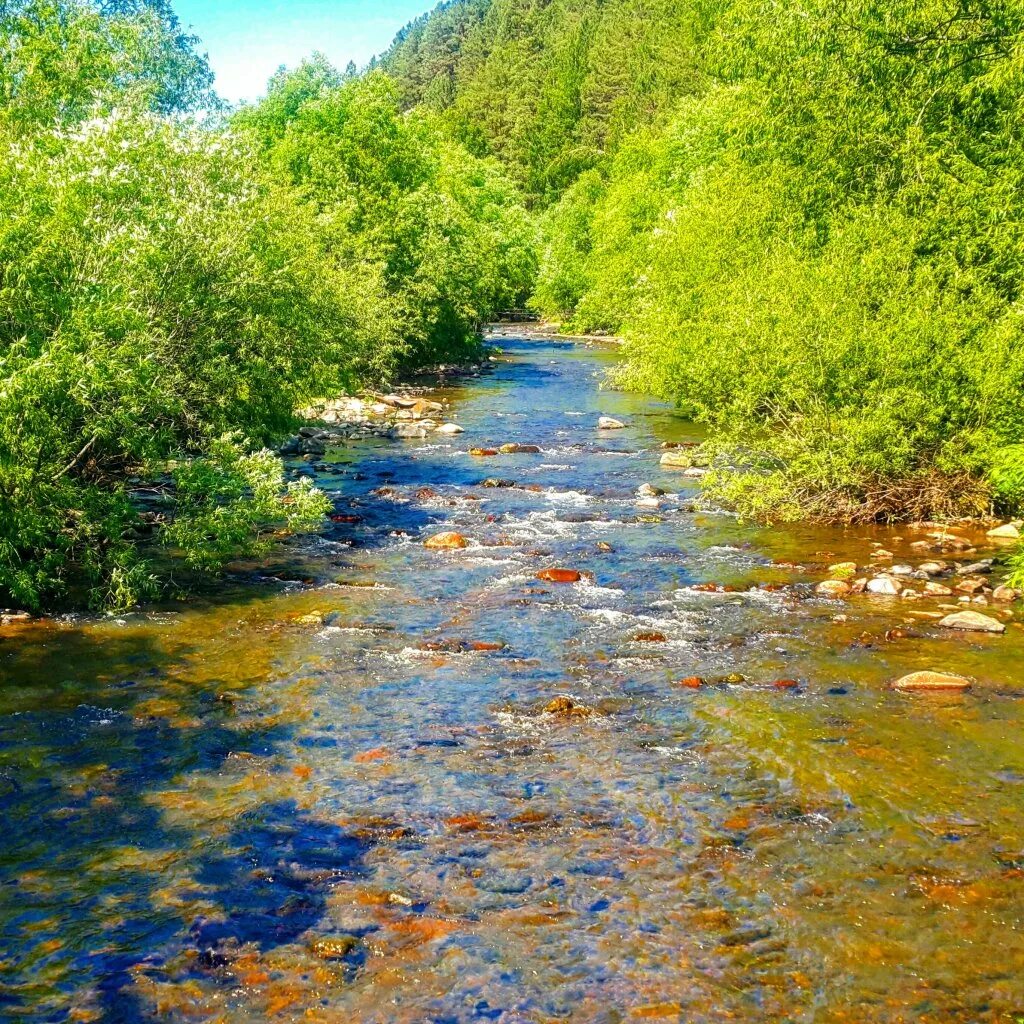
[384,0,1024,572]
[0,0,534,611]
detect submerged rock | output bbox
[309,936,360,960]
[543,695,592,718]
[424,531,469,550]
[598,416,625,429]
[660,450,695,469]
[536,567,582,583]
[816,580,851,599]
[499,443,542,454]
[637,483,665,498]
[894,671,973,692]
[938,610,1006,633]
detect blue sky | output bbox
[173,0,434,104]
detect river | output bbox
[1,334,1022,1022]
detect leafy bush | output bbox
[0,2,536,611]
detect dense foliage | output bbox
[0,0,534,611]
[386,0,1024,544]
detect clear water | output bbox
[1,336,1022,1022]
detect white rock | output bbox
[435,423,464,435]
[598,416,625,429]
[866,576,901,596]
[938,610,1006,634]
[988,522,1021,540]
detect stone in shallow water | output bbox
[424,531,469,550]
[893,671,972,692]
[866,576,901,596]
[938,610,1006,633]
[435,422,464,434]
[816,580,851,599]
[536,567,581,583]
[598,416,625,429]
[987,521,1021,540]
[308,935,359,959]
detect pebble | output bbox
[893,671,973,692]
[938,610,1006,634]
[424,532,469,550]
[660,450,695,469]
[987,522,1021,540]
[543,695,591,717]
[499,443,541,453]
[816,580,851,599]
[924,582,954,597]
[866,576,901,596]
[536,568,582,583]
[308,936,359,959]
[392,423,429,438]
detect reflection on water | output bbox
[1,337,1023,1022]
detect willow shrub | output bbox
[0,4,537,611]
[533,0,1024,526]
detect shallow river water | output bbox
[2,335,1023,1023]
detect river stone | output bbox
[894,671,973,692]
[598,416,625,429]
[637,483,665,497]
[309,936,359,959]
[380,394,417,408]
[660,450,694,468]
[392,423,428,438]
[987,522,1021,540]
[816,580,851,599]
[938,610,1006,633]
[435,422,464,434]
[993,585,1021,603]
[924,581,954,597]
[866,576,901,596]
[918,561,949,576]
[536,568,582,583]
[424,532,469,550]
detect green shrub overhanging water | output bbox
[383,0,1024,581]
[0,0,536,612]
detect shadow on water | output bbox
[96,802,374,1024]
[0,620,355,1020]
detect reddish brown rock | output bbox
[677,676,706,689]
[816,580,851,599]
[536,568,582,583]
[424,531,469,549]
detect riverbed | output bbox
[1,335,1022,1022]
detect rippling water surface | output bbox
[2,335,1023,1022]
